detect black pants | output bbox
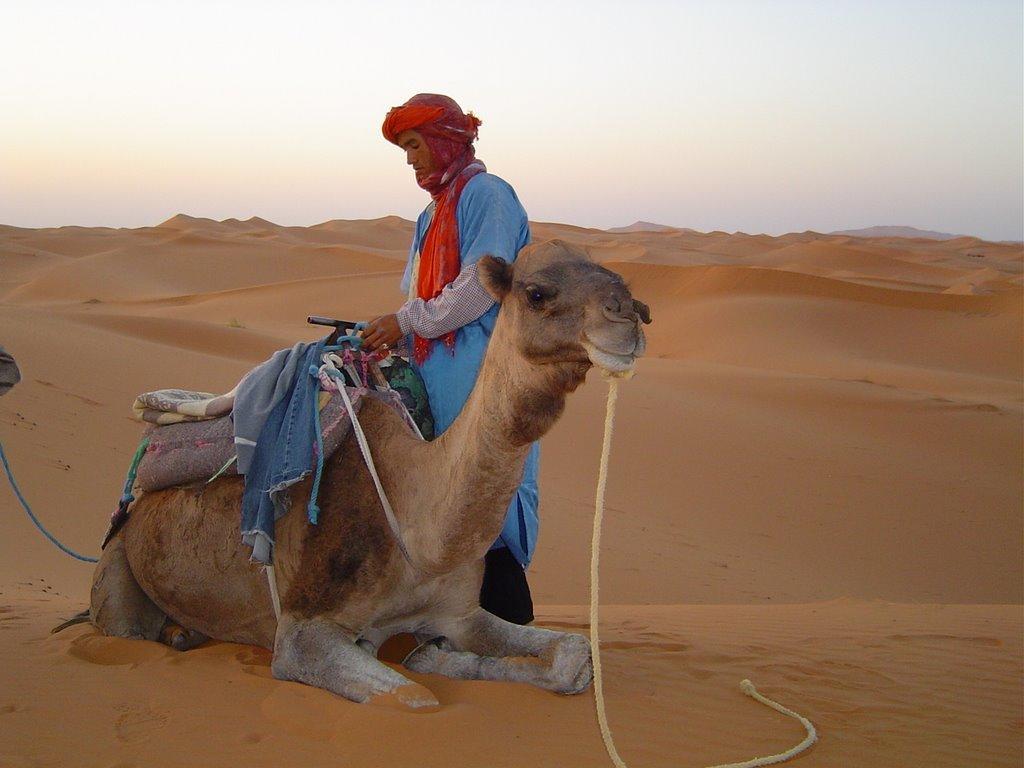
[480,547,534,625]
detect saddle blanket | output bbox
[132,387,237,425]
[135,389,364,493]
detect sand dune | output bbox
[611,261,1021,317]
[0,216,1020,767]
[742,240,967,287]
[4,237,401,304]
[74,313,298,362]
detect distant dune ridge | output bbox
[607,222,991,241]
[828,225,968,240]
[606,220,682,233]
[0,213,1021,767]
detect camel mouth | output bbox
[581,340,636,374]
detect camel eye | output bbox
[524,284,556,309]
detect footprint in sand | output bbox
[67,630,174,667]
[235,646,273,666]
[33,378,102,406]
[259,685,339,741]
[0,606,28,628]
[886,633,1002,647]
[114,703,169,743]
[236,646,274,679]
[601,639,689,653]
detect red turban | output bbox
[382,94,486,363]
[382,93,481,148]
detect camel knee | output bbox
[271,615,356,682]
[270,615,317,683]
[272,615,436,707]
[89,536,165,641]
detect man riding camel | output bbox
[360,94,538,625]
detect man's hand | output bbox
[361,314,403,352]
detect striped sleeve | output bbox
[395,263,495,340]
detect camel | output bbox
[89,240,651,708]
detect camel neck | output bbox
[409,317,578,572]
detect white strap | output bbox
[265,564,282,620]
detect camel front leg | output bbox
[272,614,439,708]
[403,608,593,695]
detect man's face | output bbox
[396,129,435,186]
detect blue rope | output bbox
[306,330,366,525]
[308,364,326,525]
[119,437,150,503]
[0,440,99,563]
[324,336,363,350]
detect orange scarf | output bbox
[413,159,485,363]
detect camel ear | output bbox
[477,255,513,302]
[633,299,652,325]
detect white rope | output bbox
[589,373,817,768]
[706,681,818,768]
[335,379,417,569]
[590,372,629,768]
[315,351,417,568]
[265,564,282,621]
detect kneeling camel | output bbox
[89,240,650,708]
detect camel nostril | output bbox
[601,307,637,324]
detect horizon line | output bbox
[2,213,1019,245]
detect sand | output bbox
[0,216,1021,766]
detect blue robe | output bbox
[400,172,540,568]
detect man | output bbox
[361,93,538,625]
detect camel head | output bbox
[478,240,651,380]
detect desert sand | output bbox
[0,215,1020,767]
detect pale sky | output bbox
[1,0,1021,240]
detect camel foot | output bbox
[159,622,209,651]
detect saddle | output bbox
[134,355,433,493]
[102,352,434,551]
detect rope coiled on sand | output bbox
[589,372,817,768]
